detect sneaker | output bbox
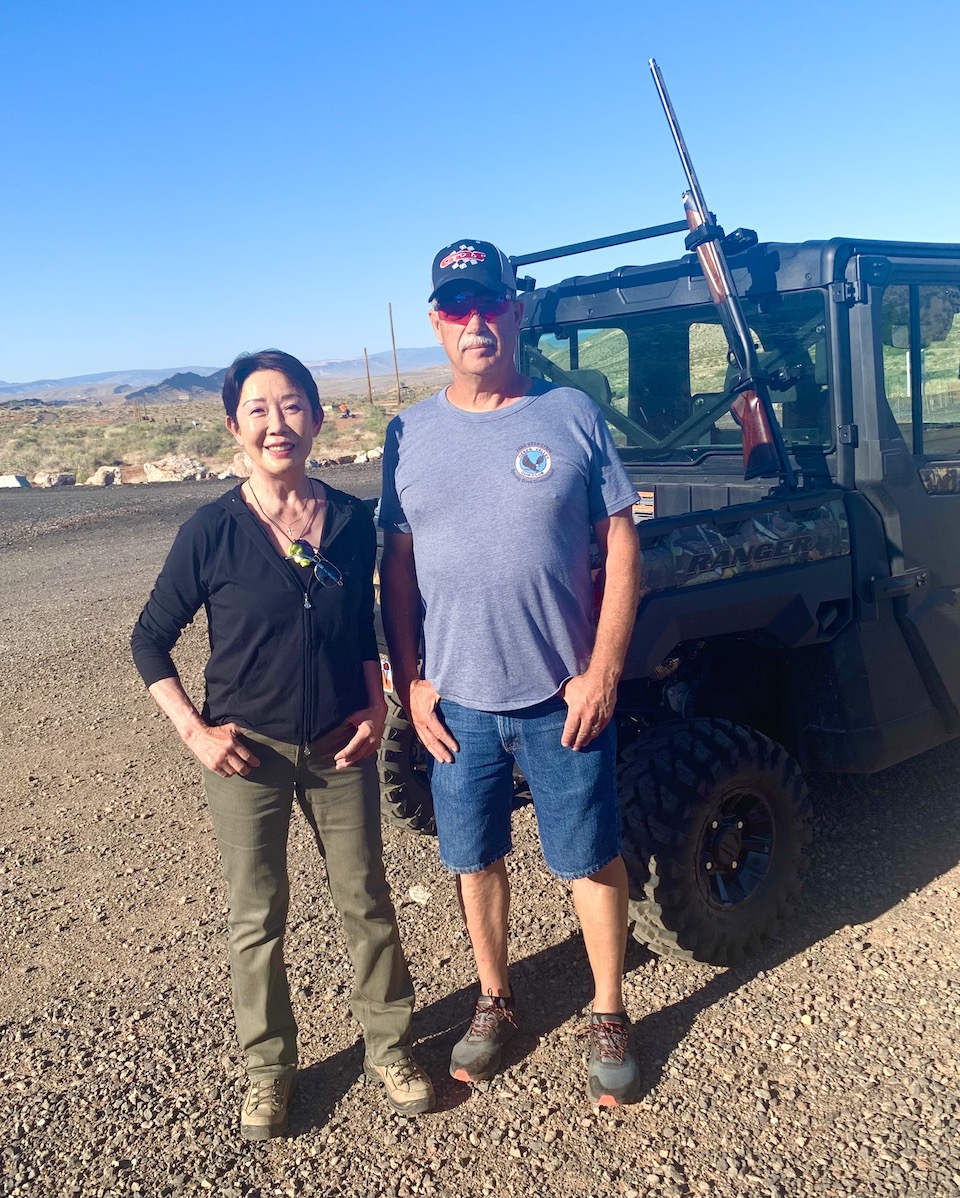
[586,1012,640,1107]
[449,994,518,1083]
[240,1074,294,1140]
[364,1054,436,1115]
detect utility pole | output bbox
[388,303,402,404]
[363,347,373,405]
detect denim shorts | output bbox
[426,696,622,881]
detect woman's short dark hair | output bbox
[221,350,322,421]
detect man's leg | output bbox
[428,700,519,1081]
[570,855,629,1012]
[456,858,511,997]
[513,705,639,1105]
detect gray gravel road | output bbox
[1,473,958,1198]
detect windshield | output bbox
[519,289,831,465]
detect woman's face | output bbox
[226,369,323,479]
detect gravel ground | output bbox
[1,472,958,1198]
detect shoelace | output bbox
[246,1078,286,1113]
[583,1018,629,1063]
[468,999,517,1039]
[385,1058,424,1087]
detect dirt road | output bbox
[1,473,958,1198]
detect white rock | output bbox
[84,466,121,486]
[408,885,431,905]
[0,475,31,488]
[143,455,207,483]
[32,471,75,488]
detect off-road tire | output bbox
[376,697,532,836]
[377,695,436,834]
[618,718,812,966]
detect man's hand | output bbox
[407,678,459,764]
[184,722,261,777]
[560,672,617,751]
[559,507,639,752]
[334,696,388,770]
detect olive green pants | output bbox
[203,723,415,1080]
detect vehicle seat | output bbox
[565,368,613,405]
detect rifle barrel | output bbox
[649,59,710,222]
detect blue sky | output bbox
[1,0,956,382]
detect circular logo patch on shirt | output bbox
[515,444,553,480]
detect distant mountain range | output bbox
[126,369,229,403]
[307,347,447,378]
[0,367,220,398]
[0,347,449,400]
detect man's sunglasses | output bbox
[435,293,513,324]
[287,539,344,587]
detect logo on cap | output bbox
[439,245,487,271]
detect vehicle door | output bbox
[854,261,960,727]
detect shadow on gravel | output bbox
[629,736,960,1099]
[291,934,653,1130]
[291,738,960,1127]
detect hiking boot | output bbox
[586,1012,640,1107]
[449,994,518,1083]
[240,1074,294,1140]
[364,1054,436,1115]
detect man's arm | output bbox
[379,530,459,763]
[561,506,640,751]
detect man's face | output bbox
[429,284,523,380]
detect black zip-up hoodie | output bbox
[131,484,378,745]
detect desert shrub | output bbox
[359,405,390,442]
[178,425,233,459]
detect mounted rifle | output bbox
[650,59,797,487]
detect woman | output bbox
[131,349,434,1140]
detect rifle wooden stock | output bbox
[729,389,782,479]
[682,197,781,480]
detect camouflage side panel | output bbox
[637,497,850,600]
[919,464,960,495]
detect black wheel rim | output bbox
[696,786,774,908]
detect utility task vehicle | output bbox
[376,60,960,963]
[376,227,960,966]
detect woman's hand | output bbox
[184,721,261,777]
[334,695,388,770]
[148,677,260,777]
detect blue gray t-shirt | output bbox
[379,380,637,711]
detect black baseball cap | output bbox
[428,239,517,302]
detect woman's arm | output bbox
[333,658,388,770]
[133,510,259,778]
[148,675,261,777]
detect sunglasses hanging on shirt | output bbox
[286,539,344,587]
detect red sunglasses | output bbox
[435,293,513,324]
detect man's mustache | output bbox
[459,333,497,352]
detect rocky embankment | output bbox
[0,472,958,1198]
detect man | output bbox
[379,239,641,1107]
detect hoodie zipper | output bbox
[300,498,351,755]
